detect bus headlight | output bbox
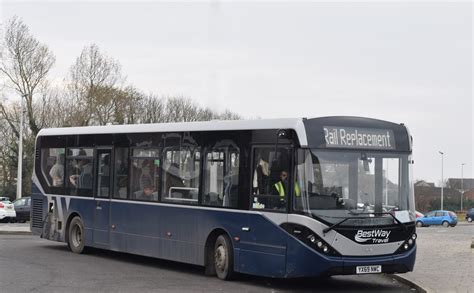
[303,233,338,255]
[280,223,340,256]
[395,231,416,254]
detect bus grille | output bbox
[31,198,44,229]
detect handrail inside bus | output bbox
[166,187,199,202]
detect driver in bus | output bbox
[273,170,301,207]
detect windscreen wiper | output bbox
[322,212,407,234]
[322,218,349,234]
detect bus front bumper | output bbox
[324,245,417,276]
[286,241,416,278]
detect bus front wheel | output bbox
[214,235,234,280]
[68,216,85,254]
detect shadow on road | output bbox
[41,242,411,292]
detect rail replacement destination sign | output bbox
[324,126,396,150]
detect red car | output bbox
[415,211,424,218]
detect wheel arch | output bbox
[204,228,232,275]
[64,211,81,244]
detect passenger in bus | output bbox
[134,181,158,201]
[69,158,93,189]
[139,159,153,190]
[49,154,64,187]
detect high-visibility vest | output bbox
[274,181,286,197]
[274,181,301,198]
[294,183,301,197]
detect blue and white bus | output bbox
[31,117,416,279]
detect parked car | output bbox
[465,208,474,223]
[416,210,457,227]
[13,197,31,223]
[0,197,16,223]
[415,211,424,218]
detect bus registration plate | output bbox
[356,265,382,274]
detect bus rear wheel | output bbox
[214,235,234,280]
[68,216,85,254]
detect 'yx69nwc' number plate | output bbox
[356,265,382,274]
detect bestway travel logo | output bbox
[355,230,391,244]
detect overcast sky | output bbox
[1,1,472,184]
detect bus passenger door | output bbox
[237,146,291,277]
[93,149,112,247]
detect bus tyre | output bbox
[442,221,449,228]
[68,216,85,254]
[214,235,234,280]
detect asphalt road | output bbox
[0,234,419,293]
[400,222,474,292]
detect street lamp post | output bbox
[461,163,466,211]
[16,96,24,200]
[439,151,444,210]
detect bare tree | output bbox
[0,116,17,197]
[138,93,166,124]
[32,85,69,128]
[198,107,217,121]
[0,16,55,136]
[0,101,33,196]
[218,109,241,120]
[164,96,213,122]
[68,44,123,125]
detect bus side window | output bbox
[113,147,129,199]
[162,147,200,205]
[66,148,94,196]
[96,151,111,198]
[41,148,65,192]
[203,146,239,208]
[252,147,290,211]
[130,149,160,202]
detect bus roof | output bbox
[36,116,411,151]
[37,118,310,146]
